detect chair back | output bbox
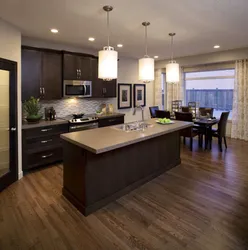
[181,106,190,112]
[175,112,193,122]
[149,106,159,118]
[218,111,230,136]
[156,110,171,119]
[199,107,214,117]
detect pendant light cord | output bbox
[170,35,174,61]
[145,25,148,56]
[107,11,110,47]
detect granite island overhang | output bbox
[60,119,193,216]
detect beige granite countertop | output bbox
[22,119,68,129]
[61,119,192,154]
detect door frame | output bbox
[0,57,18,192]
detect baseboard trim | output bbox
[18,171,23,180]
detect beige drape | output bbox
[231,60,248,141]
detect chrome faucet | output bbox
[133,105,145,121]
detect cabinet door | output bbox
[78,56,92,80]
[42,51,62,100]
[63,53,78,80]
[22,49,42,101]
[91,58,104,97]
[103,79,117,98]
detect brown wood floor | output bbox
[1,138,248,250]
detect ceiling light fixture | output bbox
[214,45,220,49]
[166,33,180,83]
[98,5,118,81]
[51,28,58,33]
[154,56,159,59]
[117,44,123,48]
[88,37,95,41]
[139,22,154,83]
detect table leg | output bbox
[205,126,208,150]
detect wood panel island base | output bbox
[61,120,192,216]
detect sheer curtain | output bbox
[231,60,248,141]
[166,67,184,111]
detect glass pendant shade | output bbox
[139,57,154,82]
[166,61,180,83]
[98,46,118,81]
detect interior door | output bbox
[0,58,18,192]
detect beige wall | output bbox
[22,38,154,122]
[0,19,22,178]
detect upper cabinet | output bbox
[22,47,62,101]
[63,52,92,81]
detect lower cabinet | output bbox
[98,116,124,128]
[22,123,68,170]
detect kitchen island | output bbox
[61,119,192,216]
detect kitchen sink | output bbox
[113,121,153,132]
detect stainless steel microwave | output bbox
[63,80,92,98]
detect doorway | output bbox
[0,58,18,192]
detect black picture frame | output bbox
[118,83,132,109]
[133,84,146,107]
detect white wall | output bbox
[0,19,22,179]
[22,37,154,123]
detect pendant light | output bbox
[98,5,118,81]
[139,22,154,83]
[166,33,180,83]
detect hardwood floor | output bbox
[1,138,248,250]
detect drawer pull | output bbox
[41,128,53,132]
[108,119,116,122]
[41,153,53,159]
[41,139,53,144]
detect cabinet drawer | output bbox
[98,116,124,128]
[25,147,63,170]
[24,124,68,138]
[26,134,62,150]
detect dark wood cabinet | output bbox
[63,52,92,81]
[91,58,117,98]
[22,123,69,170]
[22,49,42,101]
[98,116,124,128]
[22,47,62,101]
[42,51,62,100]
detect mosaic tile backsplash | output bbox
[40,98,117,117]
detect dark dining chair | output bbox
[155,110,171,119]
[199,107,214,117]
[175,112,199,151]
[149,106,159,118]
[210,111,230,152]
[181,106,190,112]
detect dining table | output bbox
[193,118,219,149]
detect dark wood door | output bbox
[22,48,42,101]
[42,51,62,100]
[63,53,78,80]
[103,79,117,98]
[78,56,92,80]
[91,58,104,97]
[0,58,18,192]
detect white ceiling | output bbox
[1,0,248,59]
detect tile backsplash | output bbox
[40,98,117,117]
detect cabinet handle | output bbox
[41,153,53,159]
[108,119,116,122]
[43,88,45,95]
[41,139,53,144]
[40,88,42,95]
[41,128,53,132]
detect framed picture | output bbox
[118,84,132,109]
[133,84,146,107]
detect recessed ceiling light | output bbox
[214,45,220,49]
[51,28,59,34]
[154,56,159,59]
[88,37,95,41]
[117,44,123,48]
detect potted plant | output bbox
[23,97,43,123]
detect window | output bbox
[185,69,234,119]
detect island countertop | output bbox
[61,119,192,154]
